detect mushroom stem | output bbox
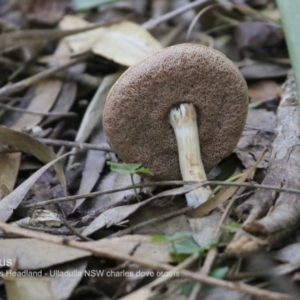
[169,103,212,207]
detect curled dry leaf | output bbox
[60,15,162,66]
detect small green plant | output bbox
[107,161,153,202]
[152,232,216,262]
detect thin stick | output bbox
[0,222,291,300]
[0,52,91,98]
[109,207,193,238]
[142,0,207,30]
[0,103,77,117]
[21,180,300,209]
[37,138,113,152]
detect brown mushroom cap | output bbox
[103,44,248,181]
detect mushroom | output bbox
[103,44,248,207]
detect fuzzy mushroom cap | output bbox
[103,44,248,181]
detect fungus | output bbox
[103,44,248,207]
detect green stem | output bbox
[130,174,140,202]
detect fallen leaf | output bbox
[0,153,20,199]
[68,71,122,166]
[0,239,90,269]
[92,21,162,66]
[0,126,66,191]
[11,79,62,131]
[87,235,171,263]
[82,184,201,236]
[50,260,88,300]
[30,0,71,25]
[189,150,266,218]
[248,80,280,102]
[4,275,55,300]
[73,128,107,211]
[0,150,68,222]
[60,15,162,66]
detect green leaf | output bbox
[181,281,195,296]
[201,267,229,292]
[151,235,169,242]
[169,237,202,255]
[223,222,242,232]
[72,0,123,11]
[276,0,300,110]
[107,161,153,175]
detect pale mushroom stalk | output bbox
[169,103,211,207]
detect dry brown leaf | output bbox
[0,126,66,189]
[0,239,90,269]
[3,275,55,300]
[87,235,171,263]
[50,260,88,300]
[82,184,200,236]
[119,288,154,300]
[79,172,142,219]
[11,79,62,131]
[189,211,229,248]
[189,150,266,218]
[30,0,71,25]
[60,15,162,66]
[0,24,104,53]
[0,149,67,222]
[73,129,108,211]
[0,153,20,199]
[248,80,280,102]
[246,109,277,132]
[272,243,300,263]
[92,21,162,66]
[68,71,123,166]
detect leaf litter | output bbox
[0,1,298,300]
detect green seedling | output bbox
[107,161,153,202]
[152,232,216,262]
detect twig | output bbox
[123,252,200,300]
[0,103,77,117]
[109,207,193,238]
[0,52,92,97]
[189,186,242,300]
[37,138,113,152]
[0,56,102,89]
[0,222,291,300]
[142,0,207,30]
[21,180,300,209]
